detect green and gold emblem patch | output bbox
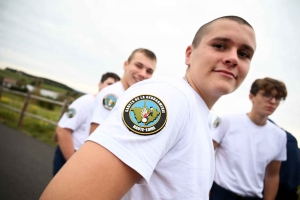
[66,108,76,118]
[103,94,118,110]
[122,94,167,136]
[213,116,221,128]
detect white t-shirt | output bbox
[87,77,215,200]
[58,94,95,150]
[211,113,287,198]
[91,81,125,125]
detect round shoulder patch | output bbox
[103,94,118,110]
[213,116,221,128]
[66,108,76,118]
[122,94,167,136]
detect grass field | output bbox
[0,91,61,146]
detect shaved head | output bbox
[192,16,253,48]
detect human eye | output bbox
[275,96,283,101]
[263,93,272,98]
[213,43,226,50]
[135,64,142,69]
[147,69,153,75]
[238,51,250,59]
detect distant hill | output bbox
[0,67,85,96]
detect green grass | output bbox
[0,69,31,82]
[0,107,57,146]
[0,91,60,146]
[1,91,63,121]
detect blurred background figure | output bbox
[53,72,120,176]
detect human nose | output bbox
[269,96,277,103]
[138,69,147,79]
[222,50,239,67]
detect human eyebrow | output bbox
[211,37,231,43]
[135,62,144,67]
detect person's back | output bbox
[91,76,214,199]
[52,72,120,176]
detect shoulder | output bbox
[267,121,286,135]
[95,82,124,101]
[219,113,242,122]
[70,94,94,107]
[129,77,195,101]
[215,113,245,129]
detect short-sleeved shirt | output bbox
[58,94,95,150]
[91,81,125,125]
[211,113,287,198]
[87,77,215,200]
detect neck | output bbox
[184,73,219,109]
[120,78,129,90]
[247,111,268,126]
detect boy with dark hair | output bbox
[53,72,120,176]
[99,72,121,91]
[211,77,288,199]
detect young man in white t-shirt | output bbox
[211,77,288,200]
[52,72,120,176]
[89,48,157,134]
[41,16,257,200]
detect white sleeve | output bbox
[91,92,111,125]
[58,99,88,131]
[211,115,228,144]
[87,82,189,184]
[274,130,287,161]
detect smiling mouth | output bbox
[213,70,237,79]
[133,77,142,82]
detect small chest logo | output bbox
[66,108,76,118]
[213,117,221,128]
[103,94,118,110]
[122,94,167,136]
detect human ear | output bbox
[249,93,254,103]
[123,61,128,70]
[185,45,193,66]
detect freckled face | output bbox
[185,19,256,100]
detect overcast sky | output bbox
[0,0,299,146]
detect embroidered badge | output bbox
[103,94,118,110]
[213,116,221,128]
[66,108,76,118]
[122,94,167,136]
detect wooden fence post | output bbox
[0,85,2,100]
[59,99,68,119]
[17,92,31,127]
[52,99,69,142]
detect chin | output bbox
[215,83,235,95]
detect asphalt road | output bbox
[0,123,55,200]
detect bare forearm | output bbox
[90,123,99,135]
[264,175,279,200]
[40,141,141,200]
[56,127,74,160]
